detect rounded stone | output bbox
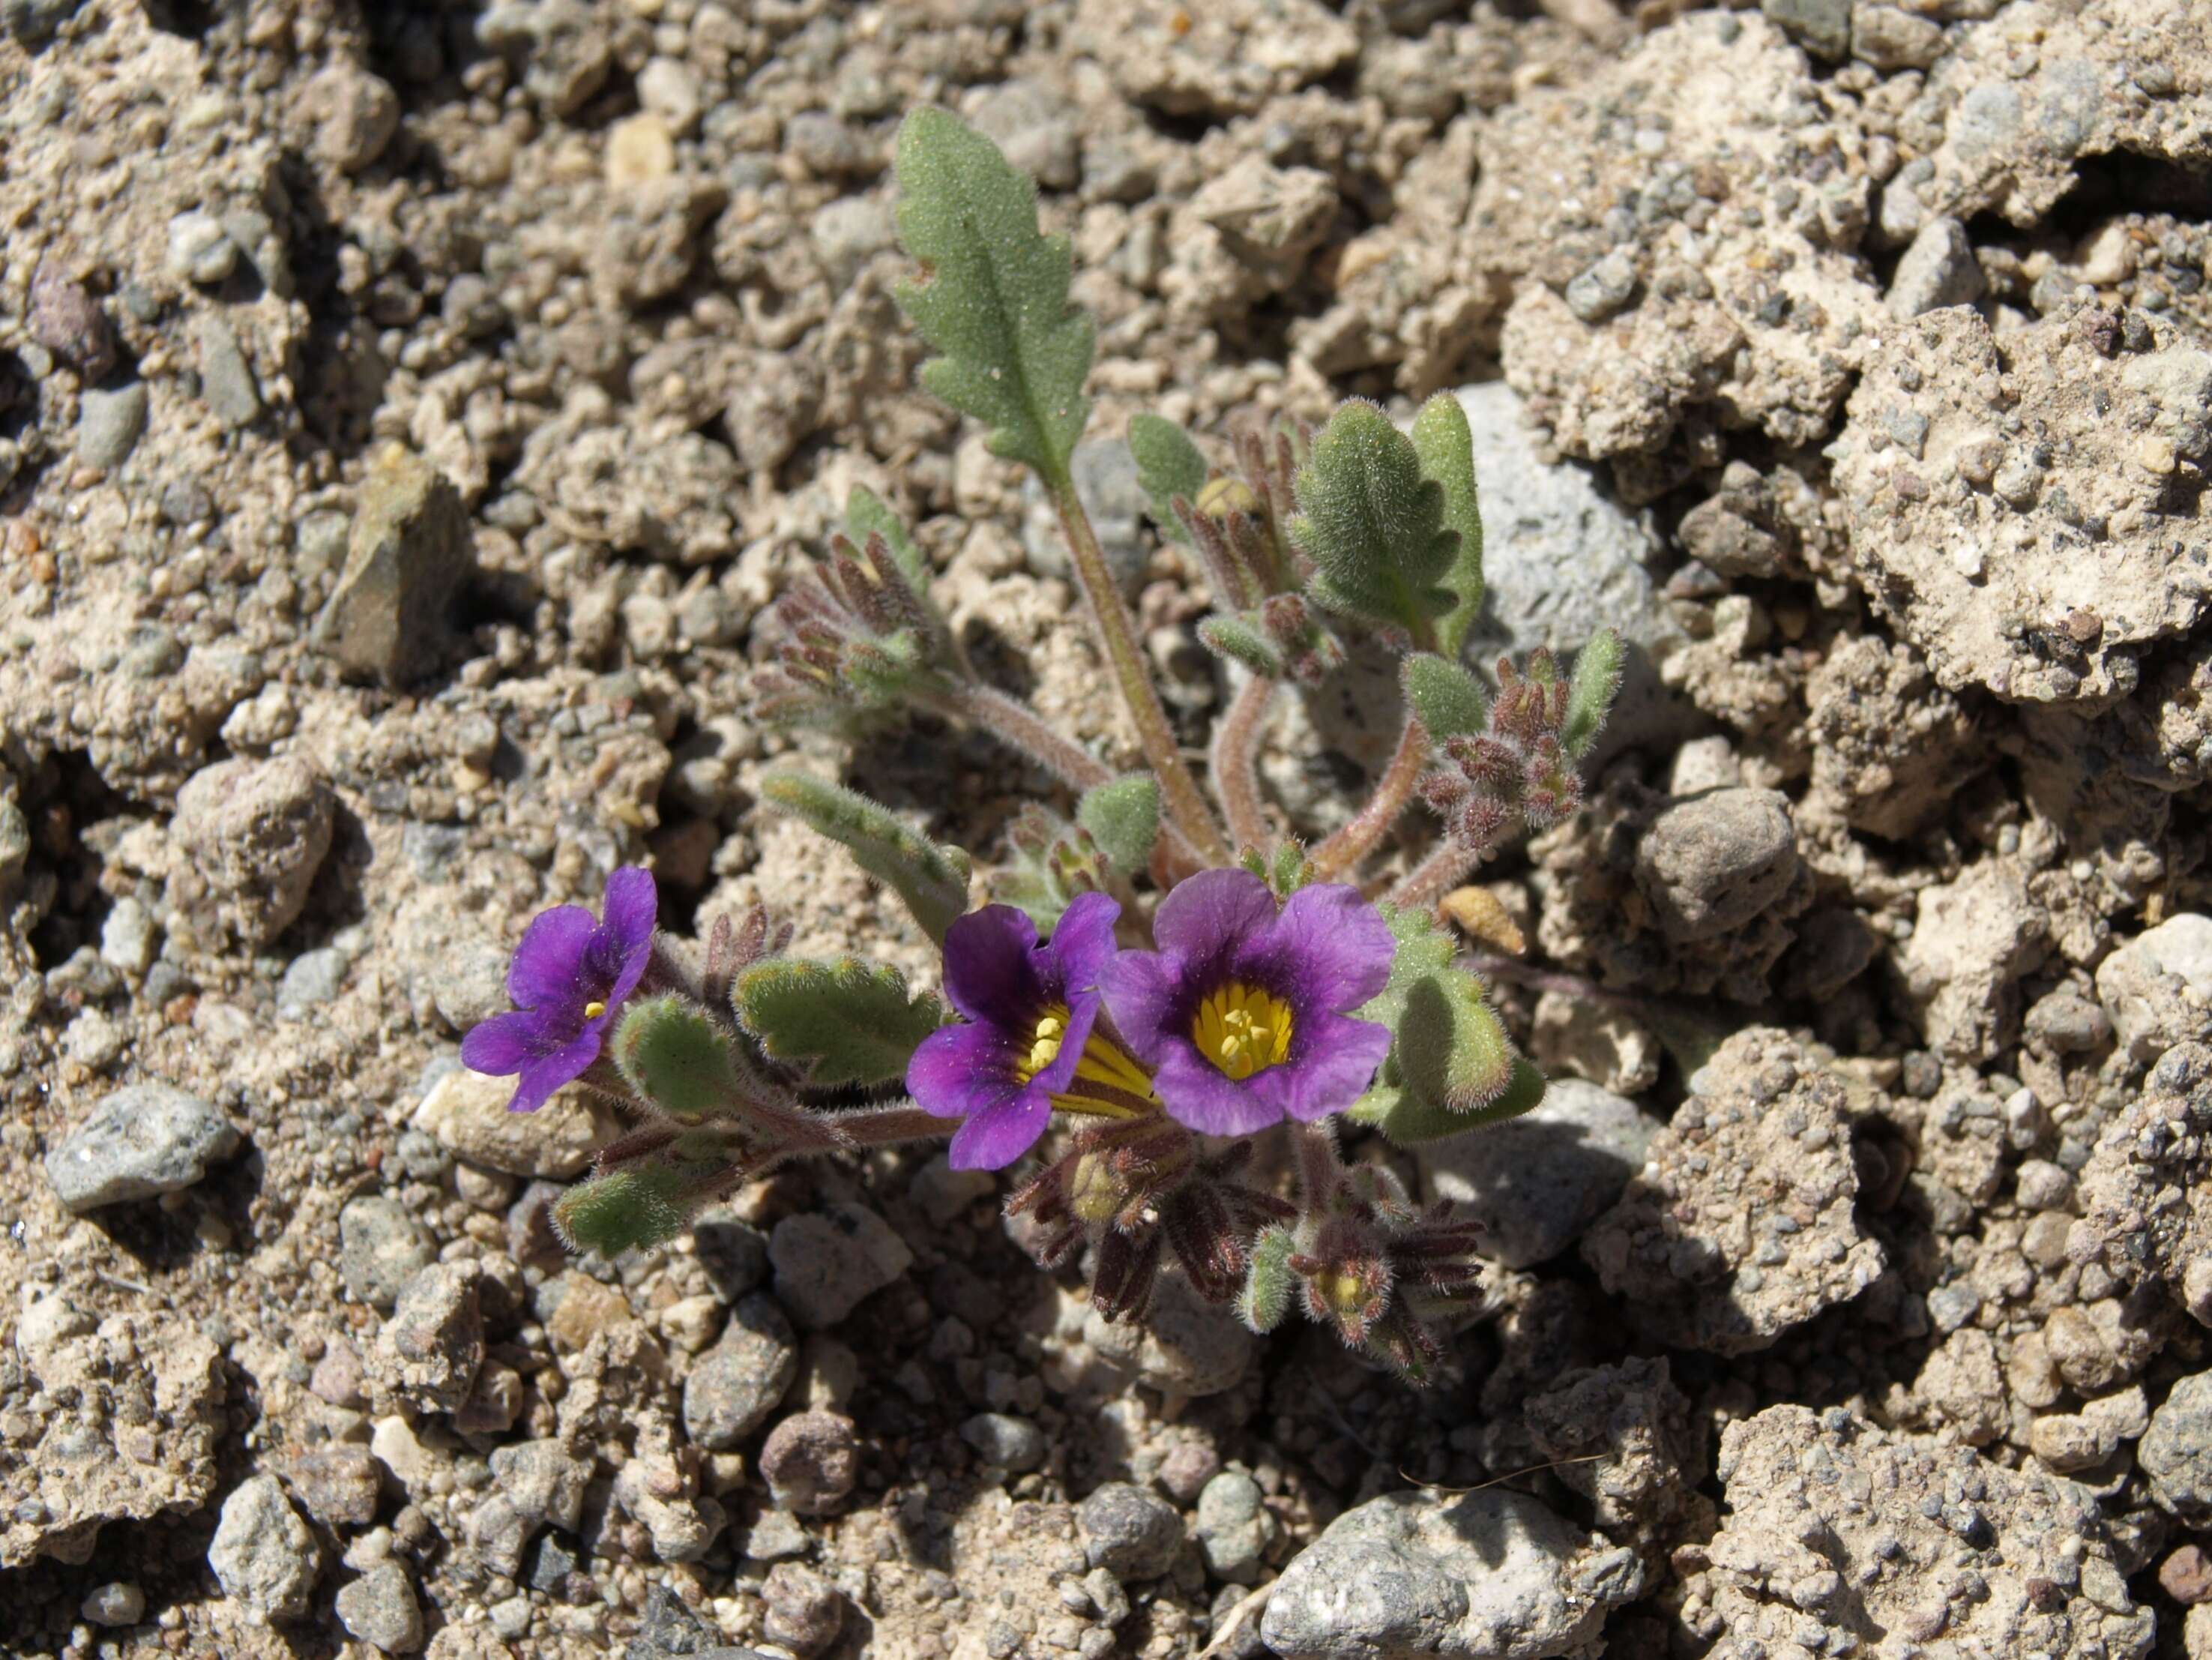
[1080,1481,1184,1581]
[682,1293,799,1451]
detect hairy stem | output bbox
[1387,839,1485,912]
[829,1104,955,1147]
[1314,715,1428,879]
[1210,675,1277,855]
[1051,474,1232,867]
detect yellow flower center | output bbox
[1192,981,1294,1081]
[1016,1001,1159,1119]
[583,1000,607,1020]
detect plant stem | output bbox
[1210,674,1276,855]
[1387,839,1484,912]
[1314,715,1428,879]
[830,1103,956,1147]
[1051,473,1232,867]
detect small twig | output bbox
[828,1103,953,1148]
[1402,1451,1610,1495]
[1197,1582,1274,1660]
[1314,715,1428,880]
[1211,674,1277,854]
[1386,839,1483,913]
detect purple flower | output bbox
[1099,869,1393,1137]
[462,867,659,1115]
[906,892,1157,1170]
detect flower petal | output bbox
[1151,1042,1286,1137]
[1097,948,1181,1065]
[1240,882,1396,1015]
[507,1029,600,1114]
[947,1088,1052,1170]
[1151,868,1279,971]
[1046,891,1121,996]
[1249,1011,1393,1122]
[600,866,660,948]
[506,905,597,1010]
[460,1011,543,1077]
[906,1021,1022,1121]
[938,905,1048,1026]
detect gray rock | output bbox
[373,1262,484,1413]
[786,111,873,177]
[1,0,87,44]
[1449,382,1689,755]
[960,1413,1046,1473]
[2143,1372,2212,1521]
[45,1083,241,1212]
[759,1410,860,1515]
[762,1560,845,1656]
[970,78,1081,190]
[768,1203,912,1329]
[683,1293,799,1450]
[1634,788,1800,943]
[1262,1488,1643,1660]
[743,1508,813,1563]
[1084,1266,1255,1398]
[1564,250,1638,323]
[76,382,146,470]
[98,901,157,981]
[172,755,334,944]
[335,1561,424,1654]
[29,260,115,379]
[810,196,896,287]
[1851,2,1944,71]
[79,1582,143,1626]
[1762,0,1850,58]
[277,947,348,1020]
[166,211,238,285]
[339,1194,437,1311]
[316,447,473,688]
[489,1440,593,1533]
[1418,1079,1658,1268]
[1888,217,1985,317]
[208,1475,319,1621]
[1080,1481,1184,1581]
[1196,1471,1275,1584]
[2095,915,2212,1060]
[194,313,261,427]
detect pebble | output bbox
[786,110,872,176]
[1634,788,1800,943]
[961,1412,1047,1473]
[194,312,262,427]
[759,1410,860,1515]
[606,112,675,186]
[684,1292,800,1450]
[339,1194,437,1311]
[166,209,238,285]
[2142,1373,2212,1520]
[1085,1269,1253,1398]
[1418,1078,1658,1267]
[208,1475,320,1621]
[693,1209,771,1298]
[1195,1472,1275,1584]
[45,1082,241,1212]
[172,755,334,944]
[1762,0,1850,58]
[335,1560,424,1653]
[969,77,1082,190]
[768,1203,913,1329]
[316,445,474,688]
[277,947,349,1019]
[29,260,116,379]
[98,895,157,975]
[76,380,148,470]
[374,1261,485,1412]
[1564,249,1639,323]
[307,63,400,172]
[2094,914,2212,1060]
[79,1583,143,1627]
[1081,1482,1185,1581]
[744,1507,813,1562]
[288,1443,381,1528]
[1889,217,1985,318]
[412,1065,609,1179]
[1157,1443,1223,1506]
[489,1439,592,1532]
[762,1560,844,1656]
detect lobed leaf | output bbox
[612,996,742,1123]
[1411,393,1486,657]
[758,771,972,943]
[1401,653,1489,742]
[1291,401,1456,637]
[1352,903,1457,1033]
[1561,628,1626,758]
[734,956,946,1088]
[893,107,1094,479]
[845,484,932,595]
[1128,412,1208,547]
[1076,774,1160,876]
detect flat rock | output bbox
[45,1083,241,1212]
[316,444,474,687]
[412,1065,612,1179]
[208,1474,319,1621]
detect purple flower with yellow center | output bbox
[461,866,658,1115]
[1099,869,1393,1137]
[906,891,1160,1170]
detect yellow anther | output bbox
[1016,1003,1073,1083]
[583,1000,607,1020]
[1191,982,1295,1081]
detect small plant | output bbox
[465,107,1623,1380]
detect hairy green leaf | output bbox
[1352,903,1457,1032]
[553,1164,698,1258]
[893,107,1094,478]
[1396,967,1518,1115]
[1561,628,1625,758]
[758,772,972,943]
[1291,401,1456,637]
[1238,1224,1299,1333]
[734,956,945,1088]
[1196,612,1284,676]
[846,484,932,594]
[1076,774,1160,876]
[1351,1054,1548,1146]
[1412,393,1485,656]
[1128,412,1208,546]
[1400,653,1489,742]
[613,996,742,1123]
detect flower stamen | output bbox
[1192,982,1294,1081]
[584,1000,607,1020]
[1016,1000,1160,1120]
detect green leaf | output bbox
[1353,903,1457,1032]
[613,996,743,1123]
[1076,774,1160,876]
[1351,1055,1548,1146]
[1196,612,1284,676]
[1129,413,1209,546]
[1291,401,1456,637]
[1238,1224,1299,1333]
[1401,653,1489,742]
[1396,967,1519,1115]
[1561,628,1625,758]
[553,1164,699,1258]
[758,771,972,943]
[734,956,946,1088]
[1412,393,1486,657]
[893,107,1094,479]
[846,484,932,594]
